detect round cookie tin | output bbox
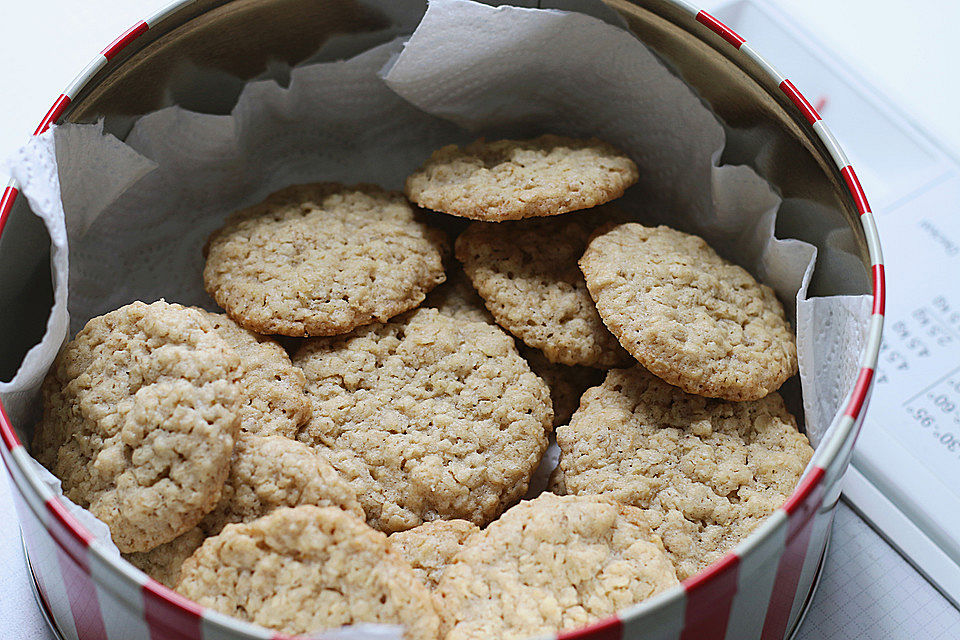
[0,1,885,639]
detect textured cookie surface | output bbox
[424,265,494,325]
[124,527,205,589]
[547,465,567,495]
[33,301,242,553]
[200,434,365,535]
[294,307,553,533]
[198,310,310,437]
[124,434,363,587]
[406,135,639,221]
[204,183,447,337]
[580,223,797,400]
[389,520,479,588]
[176,506,440,639]
[556,367,813,579]
[435,493,678,639]
[456,210,632,367]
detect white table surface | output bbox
[2,1,960,638]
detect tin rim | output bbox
[0,1,885,638]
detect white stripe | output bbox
[24,512,80,640]
[64,56,108,100]
[620,586,685,640]
[811,121,850,172]
[860,211,885,266]
[146,0,199,28]
[809,415,855,480]
[738,43,786,84]
[724,512,787,640]
[821,421,858,492]
[670,0,701,16]
[88,542,151,640]
[862,314,884,368]
[7,444,69,638]
[11,445,55,507]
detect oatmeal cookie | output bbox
[388,520,479,589]
[580,223,797,400]
[424,264,494,325]
[197,310,310,437]
[203,183,447,337]
[33,301,242,553]
[124,527,205,589]
[435,493,678,639]
[456,209,632,368]
[200,433,364,534]
[176,506,440,639]
[556,367,813,579]
[547,465,567,496]
[294,307,552,533]
[405,135,638,221]
[123,434,363,587]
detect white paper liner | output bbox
[0,0,870,635]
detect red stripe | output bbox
[102,21,149,60]
[840,165,871,215]
[143,580,205,640]
[695,11,745,49]
[782,466,825,517]
[761,468,826,640]
[0,185,18,238]
[558,616,622,640]
[0,401,21,451]
[680,552,740,640]
[871,264,885,316]
[34,94,71,136]
[778,79,821,126]
[844,368,875,419]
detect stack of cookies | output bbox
[33,135,813,640]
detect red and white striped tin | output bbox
[0,1,885,639]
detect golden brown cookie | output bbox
[556,367,813,579]
[123,434,363,587]
[580,223,797,400]
[435,493,678,639]
[424,264,495,325]
[456,209,632,368]
[197,310,310,437]
[176,506,440,639]
[124,527,205,589]
[200,433,365,535]
[294,307,553,533]
[203,183,447,337]
[425,275,600,426]
[547,465,567,496]
[405,135,639,221]
[388,520,479,589]
[33,301,242,553]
